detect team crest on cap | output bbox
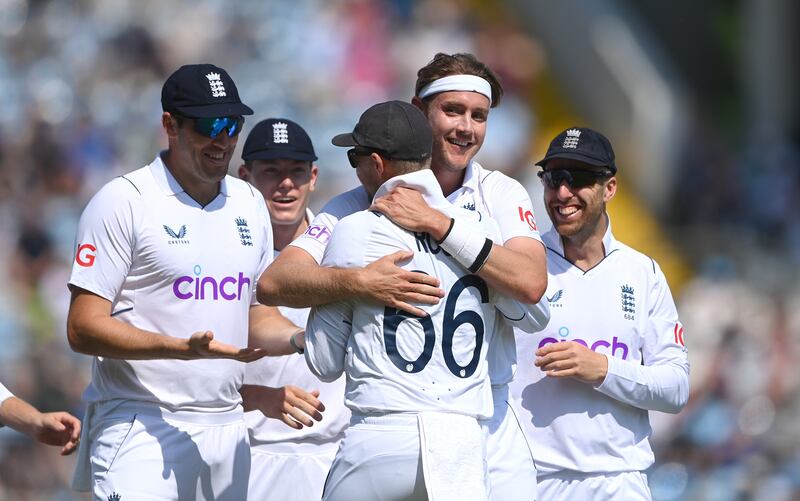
[206,72,226,98]
[562,129,581,149]
[272,122,289,144]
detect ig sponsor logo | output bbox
[75,243,96,267]
[517,206,538,231]
[172,265,250,301]
[539,326,629,360]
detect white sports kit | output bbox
[243,211,350,501]
[293,163,548,500]
[68,154,273,500]
[0,382,12,405]
[511,224,690,500]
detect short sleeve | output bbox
[483,173,543,244]
[0,381,12,405]
[252,193,274,306]
[68,177,139,301]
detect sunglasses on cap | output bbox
[537,168,613,189]
[188,116,245,139]
[346,148,384,168]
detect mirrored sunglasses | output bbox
[192,116,245,139]
[537,168,612,189]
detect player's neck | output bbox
[561,215,609,271]
[432,164,466,197]
[273,214,309,251]
[162,150,220,206]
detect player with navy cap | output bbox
[237,118,349,501]
[259,53,549,500]
[511,127,690,500]
[300,100,549,501]
[66,64,303,500]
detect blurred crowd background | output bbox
[0,0,798,499]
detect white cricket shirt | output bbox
[290,161,544,386]
[243,210,350,453]
[511,223,690,475]
[69,154,273,412]
[304,169,536,419]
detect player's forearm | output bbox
[595,356,690,413]
[477,244,547,304]
[259,261,365,308]
[248,305,303,356]
[0,397,43,437]
[67,312,190,360]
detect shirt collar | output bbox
[374,169,450,209]
[543,212,619,256]
[459,160,480,192]
[149,151,230,198]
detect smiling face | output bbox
[240,158,317,227]
[419,90,490,175]
[542,158,616,242]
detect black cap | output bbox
[536,127,617,174]
[332,101,432,161]
[161,64,254,118]
[242,118,317,162]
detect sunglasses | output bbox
[190,116,245,139]
[537,168,612,189]
[346,148,383,168]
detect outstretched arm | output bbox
[0,392,81,456]
[258,245,443,317]
[67,287,267,362]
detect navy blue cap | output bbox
[332,101,432,161]
[242,118,317,162]
[536,127,617,174]
[162,64,253,118]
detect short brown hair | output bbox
[388,156,432,176]
[414,53,503,108]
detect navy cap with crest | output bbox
[536,127,617,174]
[161,64,254,118]
[331,100,432,161]
[242,118,317,162]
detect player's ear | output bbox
[238,164,250,181]
[370,152,385,177]
[309,164,319,192]
[603,177,617,202]
[162,112,180,138]
[411,96,426,114]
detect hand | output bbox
[535,341,608,385]
[359,251,444,317]
[34,411,82,456]
[249,385,325,429]
[188,331,268,362]
[371,187,452,240]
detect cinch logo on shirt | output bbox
[75,243,96,267]
[517,206,538,231]
[172,265,250,301]
[539,326,629,360]
[304,224,331,244]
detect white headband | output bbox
[417,75,492,103]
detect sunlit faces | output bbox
[240,159,318,226]
[420,91,490,173]
[541,159,616,240]
[171,114,239,185]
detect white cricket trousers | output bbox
[537,470,651,501]
[482,384,538,501]
[247,443,338,501]
[75,400,250,500]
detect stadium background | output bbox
[0,0,798,499]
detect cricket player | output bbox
[511,127,690,500]
[237,118,349,501]
[301,99,548,501]
[259,53,548,499]
[0,381,81,455]
[66,64,302,500]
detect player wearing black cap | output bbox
[511,127,689,501]
[66,64,303,500]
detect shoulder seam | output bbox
[119,175,141,195]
